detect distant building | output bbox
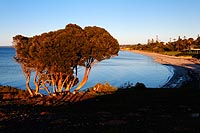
[184,48,200,54]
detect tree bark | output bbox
[25,72,34,97]
[43,84,51,95]
[61,75,69,91]
[74,60,95,93]
[34,72,39,95]
[65,77,77,92]
[57,73,63,92]
[74,67,90,93]
[51,75,56,93]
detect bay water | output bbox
[0,47,173,90]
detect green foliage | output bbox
[0,86,28,99]
[87,82,117,96]
[13,24,119,96]
[160,51,182,56]
[125,35,200,54]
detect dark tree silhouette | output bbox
[128,35,200,52]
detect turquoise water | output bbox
[0,47,173,90]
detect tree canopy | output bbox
[13,24,119,96]
[127,35,200,53]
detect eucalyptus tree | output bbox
[13,24,119,96]
[13,35,35,96]
[73,26,119,93]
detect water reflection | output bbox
[0,48,173,90]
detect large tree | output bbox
[73,26,119,93]
[13,24,119,96]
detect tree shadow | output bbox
[1,63,200,133]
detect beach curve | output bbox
[128,50,200,88]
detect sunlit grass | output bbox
[160,51,182,56]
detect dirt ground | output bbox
[1,77,200,133]
[1,51,200,133]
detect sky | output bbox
[0,0,200,46]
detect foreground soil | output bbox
[1,82,200,133]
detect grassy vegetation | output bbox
[0,86,28,100]
[86,82,117,96]
[159,51,182,56]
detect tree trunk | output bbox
[74,67,90,93]
[21,66,33,96]
[51,75,56,93]
[74,61,95,93]
[65,77,77,92]
[57,73,63,92]
[25,72,34,97]
[43,84,51,95]
[61,75,69,91]
[34,72,39,94]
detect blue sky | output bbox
[0,0,200,46]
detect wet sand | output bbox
[129,50,200,88]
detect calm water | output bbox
[0,47,173,90]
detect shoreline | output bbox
[128,50,200,89]
[1,51,200,132]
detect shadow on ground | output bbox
[0,64,200,133]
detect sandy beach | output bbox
[129,50,200,89]
[1,51,200,132]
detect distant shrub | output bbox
[0,86,28,100]
[88,82,117,95]
[135,82,146,89]
[120,81,134,89]
[119,82,147,90]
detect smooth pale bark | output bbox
[57,73,63,92]
[21,65,34,96]
[70,77,77,89]
[39,76,52,95]
[25,72,34,97]
[74,69,88,92]
[65,82,71,92]
[74,64,93,93]
[51,75,56,93]
[61,75,70,91]
[33,72,39,95]
[65,77,77,92]
[74,61,95,93]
